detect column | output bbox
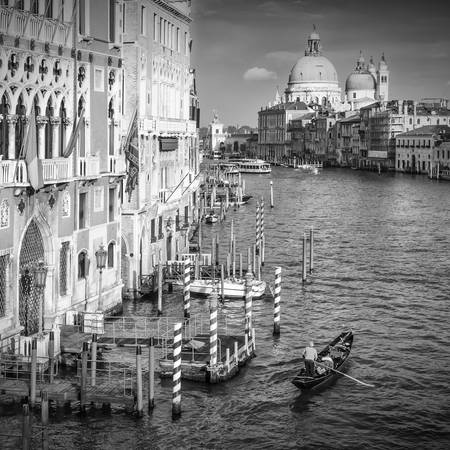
[7,115,17,159]
[51,119,60,159]
[36,118,47,160]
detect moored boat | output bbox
[189,278,266,299]
[229,159,271,174]
[205,213,219,223]
[292,330,353,390]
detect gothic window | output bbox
[0,94,9,159]
[62,191,70,217]
[108,187,115,221]
[78,251,88,279]
[30,0,39,14]
[108,99,114,156]
[59,99,66,156]
[0,199,9,229]
[79,192,87,228]
[0,253,9,318]
[45,98,54,159]
[59,242,70,296]
[77,97,86,157]
[15,95,26,159]
[44,0,53,18]
[107,242,114,268]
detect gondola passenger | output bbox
[302,341,317,377]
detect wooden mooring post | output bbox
[136,346,143,417]
[244,271,253,336]
[80,341,89,414]
[30,338,37,408]
[309,227,314,273]
[41,390,49,450]
[22,404,31,450]
[302,233,307,283]
[91,333,97,386]
[148,337,155,411]
[270,181,274,208]
[157,255,163,316]
[48,331,55,384]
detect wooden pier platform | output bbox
[159,333,255,383]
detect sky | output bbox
[189,0,450,127]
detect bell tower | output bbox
[376,53,389,101]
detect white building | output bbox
[120,0,200,297]
[285,27,342,108]
[206,112,227,156]
[345,52,389,109]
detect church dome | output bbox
[345,72,376,91]
[289,55,338,84]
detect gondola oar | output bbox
[315,361,375,388]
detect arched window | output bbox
[45,98,54,158]
[107,242,115,268]
[59,99,66,156]
[78,251,89,279]
[0,94,9,159]
[15,95,26,158]
[108,99,114,156]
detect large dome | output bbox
[289,55,338,84]
[345,72,376,91]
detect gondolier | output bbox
[302,341,318,377]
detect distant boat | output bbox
[229,159,272,174]
[205,213,219,223]
[292,330,353,391]
[188,278,267,299]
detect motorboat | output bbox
[189,278,266,299]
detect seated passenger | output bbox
[320,352,334,372]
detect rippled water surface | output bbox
[2,168,450,449]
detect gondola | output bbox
[292,330,353,390]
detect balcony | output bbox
[0,7,73,47]
[0,160,27,186]
[108,155,127,174]
[42,158,73,183]
[78,156,100,178]
[367,151,388,159]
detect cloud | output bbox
[243,67,278,81]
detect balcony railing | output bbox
[42,158,72,183]
[78,156,100,178]
[0,160,27,185]
[0,7,73,46]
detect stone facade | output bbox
[0,0,125,345]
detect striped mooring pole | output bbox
[273,267,281,336]
[260,197,265,265]
[255,201,261,254]
[172,322,182,419]
[244,271,253,337]
[183,257,191,319]
[209,285,218,367]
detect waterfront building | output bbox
[336,114,360,167]
[257,101,312,163]
[0,1,125,346]
[121,0,200,297]
[225,126,257,158]
[359,100,450,170]
[285,26,341,108]
[205,112,227,157]
[395,125,450,173]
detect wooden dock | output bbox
[159,332,256,383]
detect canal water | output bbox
[1,167,450,449]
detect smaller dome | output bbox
[346,72,376,91]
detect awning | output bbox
[159,137,178,151]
